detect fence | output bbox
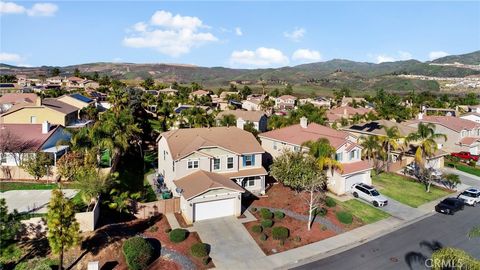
[134,198,180,219]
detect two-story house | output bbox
[259,117,372,195]
[275,95,297,110]
[157,127,267,223]
[216,110,268,132]
[406,115,480,155]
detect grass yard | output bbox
[335,199,390,224]
[454,163,480,177]
[0,181,74,192]
[372,173,452,208]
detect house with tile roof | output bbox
[274,95,297,110]
[216,110,268,132]
[189,90,211,99]
[157,127,267,223]
[259,117,372,195]
[406,114,480,155]
[460,111,480,124]
[0,122,71,180]
[0,93,40,113]
[326,106,373,125]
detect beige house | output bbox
[157,127,267,223]
[216,110,268,132]
[406,115,480,155]
[259,117,372,195]
[274,95,297,110]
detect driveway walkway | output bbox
[193,217,265,269]
[0,189,78,213]
[371,196,426,221]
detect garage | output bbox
[345,173,366,192]
[193,198,236,221]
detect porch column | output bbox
[261,175,266,194]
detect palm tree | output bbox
[302,138,343,175]
[379,126,402,172]
[406,122,447,166]
[218,114,236,127]
[359,135,381,162]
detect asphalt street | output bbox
[293,206,480,270]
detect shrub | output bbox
[261,219,274,228]
[274,210,285,219]
[272,226,289,240]
[251,207,257,212]
[279,239,285,246]
[325,197,337,208]
[336,211,353,224]
[469,160,476,167]
[260,233,268,241]
[314,207,327,217]
[190,243,209,258]
[260,208,273,219]
[294,236,301,242]
[122,237,154,270]
[203,257,211,265]
[252,225,263,233]
[14,257,58,270]
[169,228,188,243]
[164,228,171,233]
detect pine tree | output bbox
[46,189,81,270]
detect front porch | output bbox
[231,175,266,195]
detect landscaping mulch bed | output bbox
[147,257,181,270]
[244,213,336,255]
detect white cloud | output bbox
[429,51,449,60]
[124,10,218,57]
[0,1,26,14]
[229,47,289,67]
[0,1,57,16]
[292,49,322,62]
[26,3,57,16]
[0,52,23,63]
[374,51,413,63]
[284,27,305,42]
[235,27,243,36]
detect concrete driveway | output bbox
[193,217,265,269]
[358,196,426,221]
[0,189,78,213]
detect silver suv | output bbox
[352,183,388,207]
[457,188,480,206]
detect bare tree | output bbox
[0,130,39,179]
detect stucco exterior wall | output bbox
[1,107,67,126]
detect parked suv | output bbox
[451,152,479,162]
[435,198,464,215]
[351,183,388,207]
[457,188,480,206]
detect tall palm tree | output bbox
[302,138,343,175]
[218,114,236,127]
[406,122,447,166]
[379,126,402,172]
[359,135,381,163]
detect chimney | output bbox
[236,117,245,130]
[42,121,50,134]
[300,117,308,128]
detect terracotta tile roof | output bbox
[340,160,372,176]
[221,167,268,179]
[0,124,60,151]
[160,127,264,160]
[277,95,297,100]
[408,116,480,132]
[191,90,210,96]
[326,106,373,122]
[174,170,244,200]
[216,110,266,122]
[459,137,480,146]
[345,120,417,137]
[259,123,350,149]
[42,99,79,114]
[0,93,38,105]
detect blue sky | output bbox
[1,1,479,68]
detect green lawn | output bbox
[0,182,74,192]
[372,172,452,208]
[335,199,390,224]
[454,164,480,177]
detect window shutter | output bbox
[242,155,246,166]
[252,155,255,166]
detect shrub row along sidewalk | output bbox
[253,206,344,234]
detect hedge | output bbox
[260,208,273,219]
[261,219,274,228]
[325,197,337,208]
[336,211,353,224]
[272,226,289,240]
[274,210,285,219]
[252,225,263,233]
[169,228,188,243]
[122,237,154,270]
[190,243,209,258]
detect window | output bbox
[172,161,175,172]
[242,177,256,187]
[335,153,343,161]
[30,116,36,123]
[462,130,468,137]
[188,160,199,169]
[213,158,221,170]
[293,146,300,152]
[227,157,234,169]
[349,151,355,160]
[163,150,166,160]
[243,155,254,167]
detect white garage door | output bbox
[194,198,235,221]
[345,173,365,192]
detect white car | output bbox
[351,183,388,207]
[457,188,480,206]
